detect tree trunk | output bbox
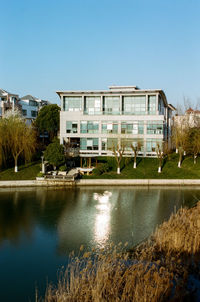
[178,161,181,168]
[158,166,161,173]
[117,167,120,174]
[14,156,18,173]
[133,158,136,169]
[176,148,178,153]
[194,154,197,164]
[183,151,186,156]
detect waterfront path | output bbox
[0,179,200,187]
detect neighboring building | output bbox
[19,95,50,125]
[174,108,200,129]
[0,88,21,117]
[57,86,175,159]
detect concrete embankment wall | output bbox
[0,179,200,188]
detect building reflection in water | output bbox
[93,191,112,248]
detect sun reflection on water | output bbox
[93,191,112,248]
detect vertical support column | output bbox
[98,137,102,156]
[80,157,83,168]
[61,95,64,111]
[89,157,91,168]
[146,95,148,115]
[156,93,159,115]
[120,95,122,114]
[100,95,103,114]
[82,96,84,113]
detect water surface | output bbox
[0,186,199,301]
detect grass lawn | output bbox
[0,161,41,180]
[83,153,200,179]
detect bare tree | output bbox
[156,142,168,173]
[131,141,141,169]
[113,142,125,174]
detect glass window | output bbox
[31,110,37,117]
[101,122,118,134]
[29,100,38,106]
[121,138,144,151]
[84,97,101,115]
[122,96,146,115]
[158,96,165,115]
[103,96,120,115]
[80,138,99,150]
[66,121,78,133]
[102,138,118,151]
[148,96,156,115]
[80,121,99,134]
[22,109,27,116]
[121,122,144,134]
[64,96,82,112]
[147,121,163,134]
[146,139,162,152]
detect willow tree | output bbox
[0,111,36,172]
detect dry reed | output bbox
[40,202,200,302]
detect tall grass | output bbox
[40,202,200,302]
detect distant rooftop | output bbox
[20,94,37,101]
[0,88,18,97]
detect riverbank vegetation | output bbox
[0,161,40,180]
[41,202,200,302]
[84,153,200,179]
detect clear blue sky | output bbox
[0,0,200,106]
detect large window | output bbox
[147,121,163,134]
[102,138,118,151]
[63,96,82,112]
[31,110,37,117]
[146,139,163,152]
[80,138,99,150]
[148,95,156,115]
[121,138,144,151]
[101,122,118,134]
[158,96,165,115]
[121,122,144,134]
[80,121,99,134]
[22,109,27,116]
[103,96,120,115]
[122,96,146,115]
[84,97,101,115]
[66,121,78,133]
[29,100,38,106]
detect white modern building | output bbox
[174,107,200,129]
[19,95,50,124]
[57,86,175,159]
[0,88,21,117]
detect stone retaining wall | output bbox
[0,179,200,188]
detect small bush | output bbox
[59,165,66,171]
[37,172,44,177]
[93,163,110,175]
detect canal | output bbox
[0,186,199,301]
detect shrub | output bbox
[59,165,66,171]
[37,172,44,177]
[93,163,110,175]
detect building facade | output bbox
[19,95,49,125]
[0,89,21,118]
[57,86,175,158]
